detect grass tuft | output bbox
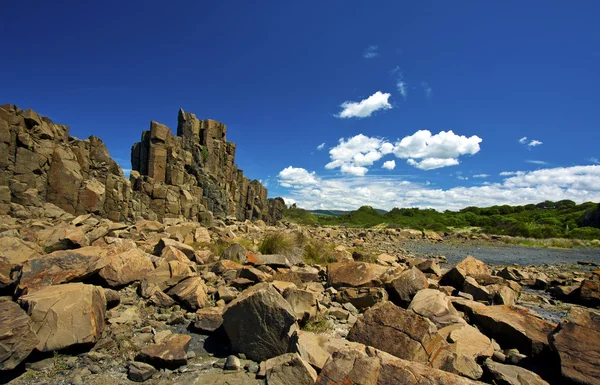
[259,232,297,255]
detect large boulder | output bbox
[18,283,106,352]
[282,287,319,324]
[17,246,110,294]
[439,324,494,359]
[166,276,208,310]
[467,305,556,357]
[139,260,195,298]
[347,301,451,367]
[264,353,318,385]
[550,307,600,385]
[440,256,489,289]
[0,237,42,287]
[327,262,388,288]
[316,347,486,385]
[290,330,366,370]
[388,266,428,306]
[0,300,39,370]
[98,248,155,287]
[577,279,600,306]
[336,287,388,310]
[222,283,298,362]
[483,359,550,385]
[408,289,466,328]
[136,333,191,370]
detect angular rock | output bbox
[194,307,224,333]
[136,333,191,370]
[239,266,272,283]
[416,259,442,276]
[166,276,208,310]
[550,307,600,385]
[347,301,451,368]
[153,238,195,260]
[0,237,42,286]
[388,266,429,306]
[246,253,292,268]
[99,248,155,287]
[316,347,486,385]
[467,305,556,357]
[17,246,110,294]
[139,260,195,298]
[289,265,320,282]
[18,283,106,352]
[282,287,319,323]
[462,277,491,302]
[336,287,388,310]
[264,353,317,385]
[483,359,550,385]
[222,283,298,362]
[327,262,388,288]
[128,361,157,382]
[439,324,494,359]
[577,279,600,306]
[408,289,466,328]
[0,300,39,370]
[290,330,366,370]
[440,256,490,289]
[221,244,247,262]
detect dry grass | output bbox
[303,238,337,265]
[259,231,298,255]
[500,236,600,249]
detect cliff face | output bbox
[0,104,284,224]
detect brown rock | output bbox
[550,307,600,385]
[136,333,191,370]
[316,347,486,385]
[282,287,319,323]
[336,287,388,310]
[578,279,600,306]
[290,330,366,370]
[440,256,490,289]
[388,266,429,306]
[264,353,318,385]
[167,276,208,310]
[439,324,494,359]
[153,238,195,260]
[467,305,556,357]
[194,307,223,333]
[18,283,106,352]
[327,262,388,288]
[0,300,39,370]
[222,283,298,362]
[99,248,155,287]
[140,260,195,298]
[408,289,466,328]
[0,237,42,286]
[483,359,549,385]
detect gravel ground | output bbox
[399,240,600,267]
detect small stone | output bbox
[224,355,241,371]
[342,302,358,314]
[128,361,158,382]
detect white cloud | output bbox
[528,140,543,147]
[340,164,369,176]
[277,166,318,188]
[473,174,489,178]
[499,171,523,176]
[519,137,528,144]
[526,160,549,165]
[382,160,396,170]
[316,143,325,151]
[407,157,460,170]
[394,130,482,159]
[421,82,432,99]
[337,91,392,119]
[278,165,600,211]
[363,45,379,59]
[590,157,600,164]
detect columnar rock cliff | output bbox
[0,104,284,224]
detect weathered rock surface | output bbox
[408,289,466,328]
[18,283,106,352]
[135,333,191,370]
[222,283,298,361]
[388,266,428,305]
[483,359,550,385]
[0,237,41,286]
[194,307,224,333]
[98,248,155,287]
[0,300,39,370]
[166,276,208,310]
[440,256,490,289]
[327,262,388,288]
[336,287,388,310]
[316,347,485,385]
[290,330,367,370]
[264,353,318,385]
[128,361,157,382]
[550,307,600,385]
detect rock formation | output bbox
[0,104,284,224]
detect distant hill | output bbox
[284,202,600,240]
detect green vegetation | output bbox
[302,238,337,265]
[283,201,600,240]
[302,315,334,333]
[259,231,297,255]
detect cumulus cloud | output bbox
[528,140,543,147]
[277,165,600,211]
[519,136,543,147]
[326,134,386,175]
[382,160,396,170]
[407,157,460,170]
[340,164,369,176]
[363,45,379,59]
[336,91,392,118]
[316,143,325,151]
[278,166,318,188]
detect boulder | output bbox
[246,254,292,268]
[440,256,489,289]
[462,277,491,302]
[577,279,600,306]
[128,361,157,382]
[290,330,366,370]
[166,276,208,310]
[139,260,195,298]
[0,300,39,370]
[282,287,319,323]
[416,259,442,276]
[550,307,600,385]
[18,283,106,352]
[194,307,223,333]
[439,324,494,359]
[408,289,466,328]
[99,248,155,287]
[467,305,556,357]
[136,333,191,370]
[347,301,451,367]
[221,244,247,262]
[0,237,42,286]
[264,353,318,385]
[316,347,486,385]
[153,238,195,260]
[388,266,428,306]
[17,246,110,294]
[36,223,89,252]
[327,262,388,288]
[222,283,298,362]
[483,359,550,385]
[336,287,388,310]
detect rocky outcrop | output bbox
[130,109,283,223]
[0,105,284,225]
[0,300,39,370]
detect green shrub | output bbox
[303,238,337,265]
[259,232,297,255]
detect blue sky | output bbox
[2,1,599,210]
